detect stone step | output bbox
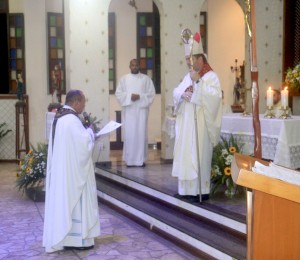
[95,167,247,259]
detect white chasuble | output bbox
[172,71,222,195]
[43,110,100,253]
[115,73,155,166]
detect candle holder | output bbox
[242,110,251,117]
[279,106,291,119]
[264,106,275,118]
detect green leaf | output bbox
[0,122,12,139]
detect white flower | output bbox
[221,149,228,157]
[225,154,233,165]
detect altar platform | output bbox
[95,149,247,259]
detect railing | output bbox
[0,95,29,161]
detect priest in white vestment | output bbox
[115,59,156,167]
[172,33,222,201]
[43,90,100,253]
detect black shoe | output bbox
[174,193,190,200]
[64,245,94,251]
[187,195,200,202]
[187,194,210,203]
[126,163,146,167]
[174,193,183,199]
[201,194,210,201]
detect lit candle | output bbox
[281,86,289,108]
[266,86,273,107]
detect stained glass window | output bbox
[8,13,25,93]
[137,11,160,93]
[47,12,66,101]
[108,12,116,94]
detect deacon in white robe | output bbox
[43,90,100,253]
[115,59,156,167]
[172,54,222,199]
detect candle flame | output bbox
[268,86,272,90]
[284,86,288,91]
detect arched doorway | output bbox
[108,0,162,163]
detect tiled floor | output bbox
[0,162,198,259]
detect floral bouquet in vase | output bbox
[285,63,300,92]
[16,143,48,193]
[211,135,244,198]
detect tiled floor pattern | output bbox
[0,162,199,259]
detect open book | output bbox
[252,161,300,186]
[95,120,122,138]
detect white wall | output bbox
[109,0,160,144]
[207,0,245,107]
[243,0,284,114]
[67,0,111,161]
[23,0,53,146]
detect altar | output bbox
[221,113,300,169]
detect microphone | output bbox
[83,112,91,128]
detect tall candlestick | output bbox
[266,86,273,107]
[281,86,289,108]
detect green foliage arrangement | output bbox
[211,135,244,198]
[16,143,48,193]
[80,113,102,133]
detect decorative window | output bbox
[108,12,116,95]
[137,12,160,94]
[0,0,8,12]
[8,13,25,93]
[47,12,66,101]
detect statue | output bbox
[233,77,242,104]
[16,73,24,101]
[230,59,245,113]
[51,63,62,103]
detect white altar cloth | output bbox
[221,113,300,169]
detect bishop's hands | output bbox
[131,93,140,101]
[182,91,193,102]
[189,70,201,82]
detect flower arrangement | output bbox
[285,63,300,92]
[16,143,48,193]
[79,113,102,133]
[211,135,244,198]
